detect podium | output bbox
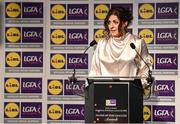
[85,77,144,123]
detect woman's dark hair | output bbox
[104,7,133,37]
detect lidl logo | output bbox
[6,52,43,68]
[5,52,21,67]
[143,105,151,121]
[6,27,21,43]
[94,4,109,20]
[48,104,63,120]
[51,4,66,20]
[48,80,63,95]
[6,27,43,43]
[50,53,66,69]
[138,28,154,44]
[5,102,42,118]
[4,102,20,118]
[147,54,154,67]
[5,78,20,93]
[94,29,106,42]
[138,3,155,19]
[51,29,66,45]
[150,53,155,69]
[6,2,21,18]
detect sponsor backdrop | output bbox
[0,0,179,123]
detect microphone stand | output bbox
[130,43,154,99]
[68,40,97,97]
[69,68,77,84]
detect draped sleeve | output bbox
[134,39,153,86]
[89,40,102,76]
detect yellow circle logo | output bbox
[51,54,66,69]
[6,52,21,67]
[144,87,151,96]
[143,106,151,121]
[51,4,66,20]
[6,3,21,18]
[48,80,63,95]
[147,54,154,66]
[4,102,19,118]
[139,3,154,19]
[5,78,20,93]
[94,4,109,20]
[139,29,154,44]
[48,104,63,120]
[94,29,106,42]
[51,29,66,44]
[6,27,21,43]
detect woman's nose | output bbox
[109,23,113,28]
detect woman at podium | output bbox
[89,7,153,88]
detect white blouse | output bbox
[89,32,152,85]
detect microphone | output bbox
[83,40,97,54]
[130,42,154,88]
[69,40,97,84]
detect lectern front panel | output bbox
[94,82,129,123]
[85,79,143,123]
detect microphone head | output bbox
[130,43,136,49]
[90,40,97,46]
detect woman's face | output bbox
[107,15,121,37]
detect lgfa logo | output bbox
[6,2,21,18]
[5,78,20,93]
[4,102,19,118]
[94,29,106,42]
[6,27,21,43]
[154,80,175,95]
[48,80,63,95]
[154,108,174,117]
[68,29,88,41]
[65,105,84,116]
[23,3,43,14]
[6,52,21,67]
[139,3,154,19]
[51,4,66,20]
[51,53,66,69]
[143,105,151,121]
[22,80,40,89]
[94,4,109,20]
[23,27,43,39]
[138,28,154,44]
[48,104,63,120]
[68,6,88,15]
[51,29,66,44]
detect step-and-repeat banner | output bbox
[0,0,179,123]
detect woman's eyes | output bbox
[107,20,119,25]
[114,21,119,24]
